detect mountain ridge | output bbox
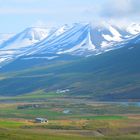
[0,22,140,66]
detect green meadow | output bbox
[0,94,140,140]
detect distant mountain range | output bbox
[0,22,140,101]
[0,22,140,66]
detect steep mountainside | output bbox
[0,41,139,101]
[0,23,136,66]
[19,23,131,56]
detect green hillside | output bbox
[0,44,140,101]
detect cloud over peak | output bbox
[100,0,140,19]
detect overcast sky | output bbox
[0,0,140,33]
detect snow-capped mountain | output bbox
[0,27,53,64]
[0,22,140,66]
[0,27,53,50]
[0,25,71,65]
[25,23,133,56]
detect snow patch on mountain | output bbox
[55,24,70,36]
[127,23,140,35]
[0,58,7,63]
[57,26,96,54]
[22,56,58,60]
[102,26,122,42]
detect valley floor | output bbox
[0,95,140,140]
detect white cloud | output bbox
[100,0,140,19]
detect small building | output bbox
[35,118,48,123]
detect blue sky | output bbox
[0,0,140,33]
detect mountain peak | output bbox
[20,27,52,41]
[0,27,52,50]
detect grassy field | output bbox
[0,118,140,140]
[0,95,140,140]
